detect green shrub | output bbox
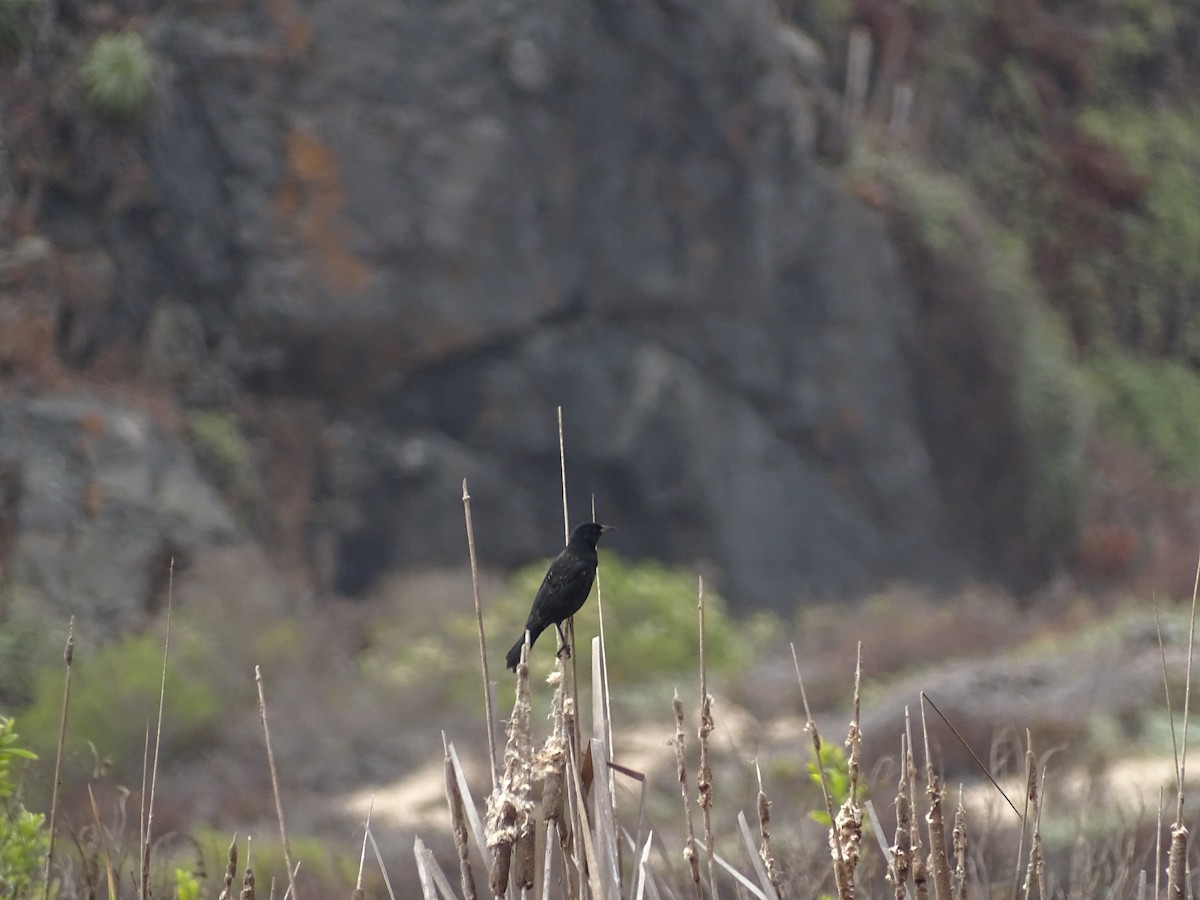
[1087,346,1200,478]
[19,627,221,784]
[79,32,155,121]
[186,409,259,509]
[1077,106,1200,362]
[877,155,1090,546]
[0,717,48,899]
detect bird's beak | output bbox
[599,524,615,533]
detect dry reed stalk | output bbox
[219,836,238,900]
[832,643,865,893]
[40,617,73,900]
[487,648,536,897]
[444,736,478,900]
[241,838,257,900]
[951,787,966,900]
[891,732,912,899]
[672,690,704,900]
[755,761,784,898]
[1167,824,1187,900]
[85,785,117,898]
[1010,744,1036,900]
[906,710,928,900]
[1030,770,1047,900]
[1156,787,1163,900]
[697,577,719,900]
[591,494,614,760]
[920,703,951,900]
[1019,755,1042,900]
[463,478,500,788]
[255,666,297,898]
[791,644,849,898]
[353,799,371,900]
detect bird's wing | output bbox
[528,553,596,624]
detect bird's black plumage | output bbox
[505,522,612,671]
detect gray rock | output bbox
[15,0,1054,609]
[0,396,237,633]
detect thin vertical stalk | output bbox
[697,577,719,900]
[40,617,74,899]
[463,478,500,788]
[143,558,175,900]
[256,666,297,899]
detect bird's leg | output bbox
[554,621,572,659]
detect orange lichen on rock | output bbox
[278,129,372,298]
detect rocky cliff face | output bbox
[1,0,1028,620]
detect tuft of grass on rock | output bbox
[79,32,155,122]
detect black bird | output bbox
[505,521,613,671]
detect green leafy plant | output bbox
[174,867,201,900]
[807,741,863,826]
[79,31,155,121]
[1087,346,1200,478]
[20,628,220,786]
[0,717,49,899]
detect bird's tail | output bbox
[505,625,541,671]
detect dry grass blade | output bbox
[85,785,117,899]
[612,761,650,897]
[255,666,297,899]
[591,640,621,895]
[463,478,500,788]
[415,836,458,900]
[696,838,770,900]
[414,837,440,900]
[1156,786,1163,900]
[920,702,952,900]
[591,736,621,900]
[672,689,704,900]
[142,559,175,900]
[364,824,398,900]
[355,798,372,899]
[558,406,569,545]
[448,741,490,865]
[634,829,655,900]
[1010,741,1035,900]
[790,643,848,898]
[921,693,1019,820]
[443,735,478,900]
[592,492,615,760]
[697,576,719,900]
[1175,548,1200,827]
[40,616,73,899]
[1153,593,1182,796]
[566,732,607,900]
[736,810,781,900]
